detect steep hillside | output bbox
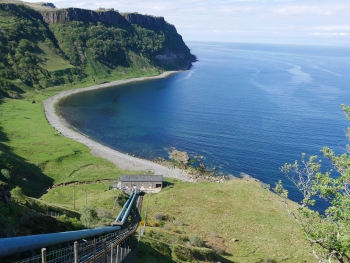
[137,178,316,263]
[0,2,195,97]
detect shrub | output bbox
[0,169,10,181]
[154,212,166,221]
[11,186,25,202]
[96,207,113,219]
[58,214,83,229]
[189,234,204,247]
[80,205,98,228]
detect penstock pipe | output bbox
[0,226,121,258]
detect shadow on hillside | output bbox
[137,240,176,263]
[163,180,174,188]
[0,97,9,144]
[0,141,54,196]
[0,96,54,196]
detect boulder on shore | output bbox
[169,149,189,165]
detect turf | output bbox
[137,178,316,263]
[37,42,75,72]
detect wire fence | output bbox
[14,195,143,263]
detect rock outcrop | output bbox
[41,2,56,8]
[123,13,177,33]
[41,8,120,25]
[40,8,173,29]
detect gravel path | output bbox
[43,72,195,182]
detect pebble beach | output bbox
[43,72,195,182]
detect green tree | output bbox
[276,104,350,263]
[80,205,98,228]
[1,169,11,181]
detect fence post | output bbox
[116,245,119,263]
[41,248,46,263]
[93,238,96,263]
[110,244,114,263]
[103,239,107,263]
[74,241,78,263]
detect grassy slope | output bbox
[138,178,316,263]
[40,182,123,214]
[39,178,316,262]
[37,42,75,72]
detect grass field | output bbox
[136,178,316,263]
[38,42,75,72]
[39,177,316,262]
[41,182,123,213]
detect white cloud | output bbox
[310,32,348,36]
[22,0,350,45]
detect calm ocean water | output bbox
[59,42,350,206]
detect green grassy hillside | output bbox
[136,178,316,262]
[40,178,316,262]
[0,2,195,97]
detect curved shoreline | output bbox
[43,71,195,182]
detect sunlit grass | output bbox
[139,178,316,263]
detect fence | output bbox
[13,194,143,263]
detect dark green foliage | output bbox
[80,205,98,227]
[58,214,84,229]
[1,169,10,181]
[0,3,194,96]
[0,4,60,93]
[0,204,13,237]
[0,148,53,196]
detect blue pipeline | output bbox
[121,190,138,224]
[0,226,121,258]
[114,190,135,222]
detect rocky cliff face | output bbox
[41,8,120,25]
[39,7,195,69]
[123,13,178,34]
[41,8,173,30]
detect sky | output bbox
[25,0,350,46]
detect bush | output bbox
[80,205,98,228]
[189,234,204,247]
[11,186,25,202]
[96,207,113,219]
[58,214,83,229]
[154,212,166,221]
[0,169,11,181]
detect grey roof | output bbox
[121,175,163,182]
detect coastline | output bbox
[43,71,195,182]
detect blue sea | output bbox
[59,42,350,206]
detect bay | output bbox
[59,42,350,206]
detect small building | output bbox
[118,175,163,193]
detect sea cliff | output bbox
[0,2,196,97]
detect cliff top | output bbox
[0,0,56,10]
